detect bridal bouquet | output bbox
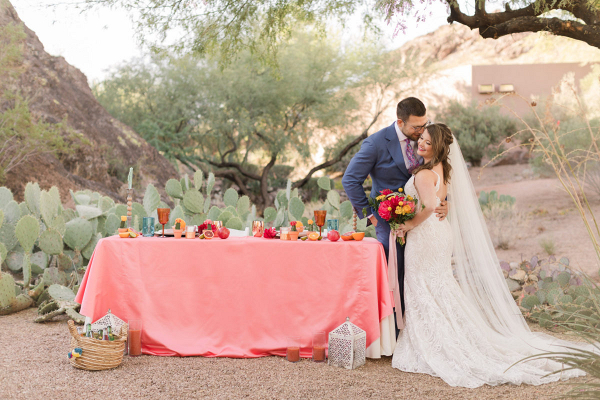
[368,188,419,245]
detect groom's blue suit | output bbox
[342,122,413,314]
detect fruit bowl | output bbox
[351,232,365,241]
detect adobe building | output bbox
[471,63,598,116]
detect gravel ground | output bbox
[0,309,589,400]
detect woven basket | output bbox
[68,320,128,371]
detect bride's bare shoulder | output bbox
[414,169,436,185]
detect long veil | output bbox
[447,136,593,364]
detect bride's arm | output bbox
[399,170,438,232]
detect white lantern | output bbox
[328,317,366,369]
[77,309,126,335]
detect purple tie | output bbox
[405,138,420,173]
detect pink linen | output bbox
[75,236,393,358]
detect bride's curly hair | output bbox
[412,123,453,184]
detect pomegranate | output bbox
[218,227,230,239]
[327,230,340,242]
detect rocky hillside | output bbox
[0,1,178,204]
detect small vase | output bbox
[288,231,299,241]
[173,228,183,239]
[185,231,195,239]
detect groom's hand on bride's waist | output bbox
[435,200,449,221]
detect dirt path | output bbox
[471,164,600,277]
[0,309,587,400]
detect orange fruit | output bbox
[308,232,319,241]
[351,232,365,241]
[295,221,304,233]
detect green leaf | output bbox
[15,215,39,253]
[327,190,340,210]
[143,184,160,215]
[165,179,183,199]
[340,200,353,219]
[263,207,277,223]
[194,170,204,190]
[183,190,204,214]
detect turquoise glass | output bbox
[142,217,155,237]
[326,219,339,232]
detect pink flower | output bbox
[380,189,393,196]
[378,203,392,220]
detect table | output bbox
[75,236,395,358]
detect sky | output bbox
[13,1,452,83]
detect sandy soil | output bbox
[471,164,600,277]
[0,309,589,400]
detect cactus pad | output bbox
[143,184,160,215]
[206,173,215,197]
[165,179,183,199]
[104,214,120,236]
[0,242,6,265]
[327,190,340,209]
[559,295,573,305]
[289,197,305,221]
[99,196,115,214]
[225,217,243,231]
[24,182,41,216]
[556,271,571,287]
[263,207,277,223]
[218,211,234,224]
[0,187,13,208]
[276,190,288,209]
[183,190,204,214]
[82,233,101,260]
[15,215,39,253]
[223,188,239,208]
[339,201,353,219]
[194,170,204,190]
[0,272,16,308]
[207,206,222,222]
[236,196,250,218]
[64,218,93,251]
[317,176,331,191]
[521,295,540,310]
[0,209,3,231]
[40,190,59,226]
[75,205,103,220]
[47,284,76,302]
[31,251,49,272]
[3,200,21,225]
[23,253,31,287]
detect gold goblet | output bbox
[314,210,327,237]
[157,208,170,238]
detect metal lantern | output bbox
[328,317,366,369]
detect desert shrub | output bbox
[479,190,525,250]
[539,238,556,256]
[436,101,518,166]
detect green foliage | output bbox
[223,188,239,208]
[436,101,517,166]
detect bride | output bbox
[390,123,587,387]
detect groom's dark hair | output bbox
[397,97,426,121]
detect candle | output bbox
[127,167,133,189]
[129,329,142,356]
[313,346,326,362]
[286,347,300,362]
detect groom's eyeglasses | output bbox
[407,120,431,132]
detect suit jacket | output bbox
[342,122,412,248]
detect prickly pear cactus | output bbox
[317,176,331,191]
[223,188,239,208]
[64,218,93,251]
[0,186,13,208]
[40,190,60,227]
[194,170,203,190]
[143,184,160,215]
[35,284,83,323]
[24,182,41,216]
[207,206,222,222]
[183,190,204,214]
[218,211,234,224]
[289,197,305,221]
[165,179,183,199]
[236,196,250,219]
[0,272,34,315]
[263,207,277,223]
[225,217,243,230]
[15,215,40,253]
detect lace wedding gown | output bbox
[391,171,585,388]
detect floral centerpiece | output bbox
[263,227,277,239]
[198,220,217,239]
[173,218,186,238]
[368,188,420,245]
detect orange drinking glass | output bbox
[157,208,170,238]
[314,210,327,237]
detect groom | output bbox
[342,97,447,327]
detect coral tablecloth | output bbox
[75,235,394,358]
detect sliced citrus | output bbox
[204,230,214,239]
[308,232,319,241]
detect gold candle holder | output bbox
[126,188,133,229]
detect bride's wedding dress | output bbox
[391,142,588,388]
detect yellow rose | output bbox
[403,205,411,213]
